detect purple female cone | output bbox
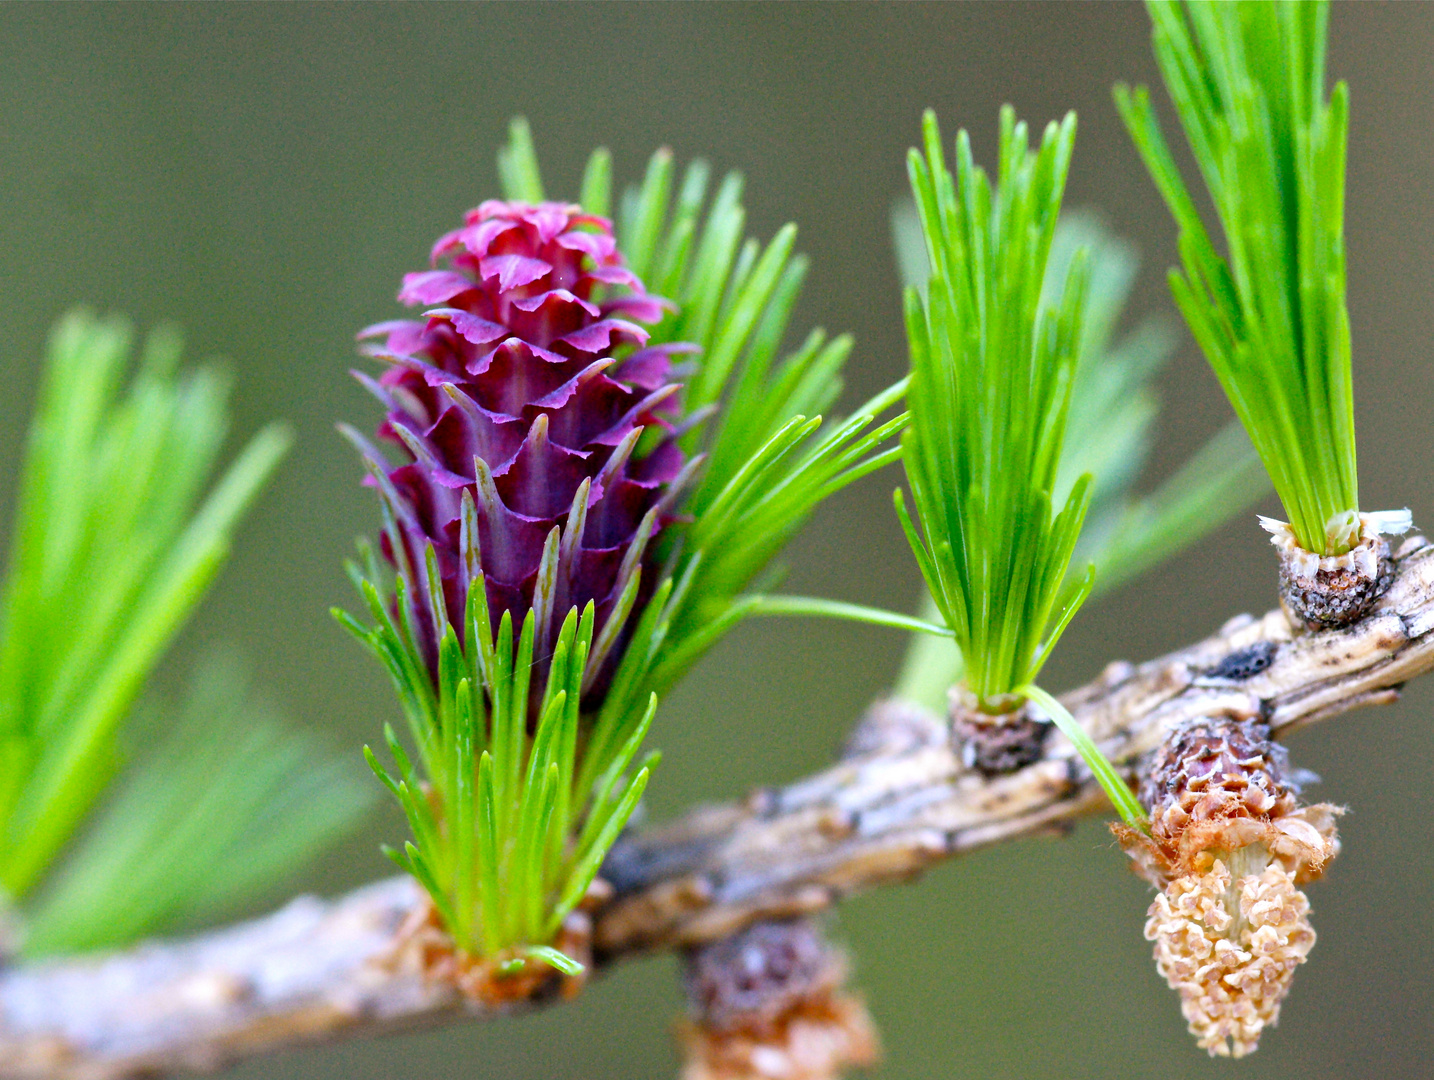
[355,200,696,703]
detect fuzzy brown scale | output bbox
[384,897,590,1007]
[1117,715,1341,1058]
[679,920,879,1080]
[383,878,615,1007]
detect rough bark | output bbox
[4,536,1432,1080]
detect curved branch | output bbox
[4,538,1433,1080]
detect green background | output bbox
[3,2,1432,1077]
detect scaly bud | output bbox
[1261,511,1410,630]
[679,920,880,1080]
[948,686,1050,776]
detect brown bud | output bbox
[1118,715,1338,885]
[1142,717,1298,869]
[679,920,879,1080]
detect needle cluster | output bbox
[895,109,1147,826]
[343,122,905,977]
[347,567,652,975]
[1,312,366,958]
[896,108,1094,712]
[1117,0,1357,556]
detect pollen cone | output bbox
[1116,716,1340,1057]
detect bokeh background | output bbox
[2,2,1432,1077]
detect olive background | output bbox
[2,3,1432,1078]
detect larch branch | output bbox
[4,537,1433,1080]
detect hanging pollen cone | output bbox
[1114,715,1341,1057]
